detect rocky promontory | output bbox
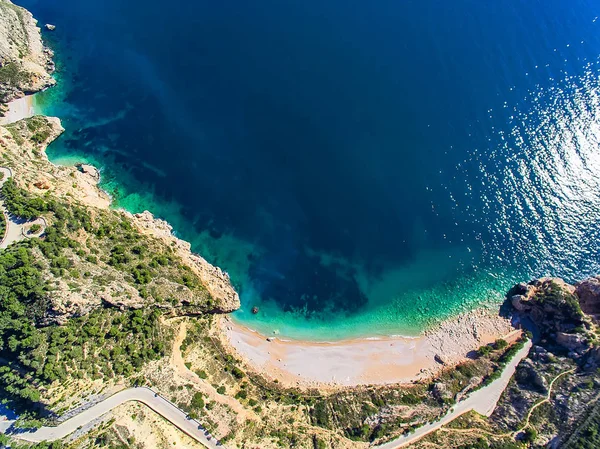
[0,114,239,323]
[0,0,55,111]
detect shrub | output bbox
[191,392,205,409]
[477,345,492,357]
[494,339,508,350]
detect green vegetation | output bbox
[0,180,218,421]
[191,391,205,409]
[26,116,53,144]
[562,399,600,449]
[520,427,537,444]
[535,281,584,323]
[478,337,528,388]
[1,177,49,219]
[28,223,41,234]
[0,439,66,449]
[0,209,5,241]
[0,178,212,303]
[0,62,30,89]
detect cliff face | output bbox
[0,116,240,323]
[0,0,55,108]
[128,210,240,313]
[0,0,240,322]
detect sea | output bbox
[17,0,600,340]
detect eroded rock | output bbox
[575,276,600,317]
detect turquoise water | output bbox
[20,0,600,340]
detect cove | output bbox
[18,0,600,339]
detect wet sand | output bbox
[220,307,518,387]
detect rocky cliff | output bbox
[0,115,240,323]
[0,0,55,110]
[509,277,598,364]
[473,277,600,447]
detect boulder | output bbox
[511,294,530,312]
[431,382,453,401]
[45,24,56,31]
[517,359,549,393]
[33,179,50,190]
[556,332,587,352]
[575,276,600,316]
[584,347,600,369]
[76,163,100,181]
[434,353,449,365]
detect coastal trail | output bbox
[0,338,533,449]
[438,366,576,441]
[170,320,256,424]
[514,367,576,437]
[373,339,533,448]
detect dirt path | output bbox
[170,321,255,424]
[374,339,533,449]
[439,366,576,441]
[517,367,576,435]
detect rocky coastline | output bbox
[0,115,240,322]
[0,0,55,114]
[3,2,600,447]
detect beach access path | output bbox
[374,339,533,448]
[1,387,224,449]
[0,340,532,449]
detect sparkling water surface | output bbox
[18,0,600,339]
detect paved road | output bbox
[1,342,532,449]
[0,167,47,249]
[4,387,224,448]
[374,339,533,449]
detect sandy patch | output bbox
[0,95,36,125]
[221,308,516,388]
[111,402,204,449]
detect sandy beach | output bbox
[0,95,36,125]
[221,308,518,388]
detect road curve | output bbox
[2,341,531,449]
[374,339,532,449]
[4,387,224,448]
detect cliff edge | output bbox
[0,0,55,111]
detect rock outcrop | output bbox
[575,276,600,318]
[1,115,240,322]
[129,210,240,313]
[509,277,596,360]
[0,0,55,109]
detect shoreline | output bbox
[219,307,518,387]
[0,20,520,390]
[28,116,523,388]
[0,95,36,125]
[0,95,521,390]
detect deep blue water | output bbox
[18,0,600,338]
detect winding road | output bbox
[0,167,46,249]
[2,387,224,448]
[0,341,532,448]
